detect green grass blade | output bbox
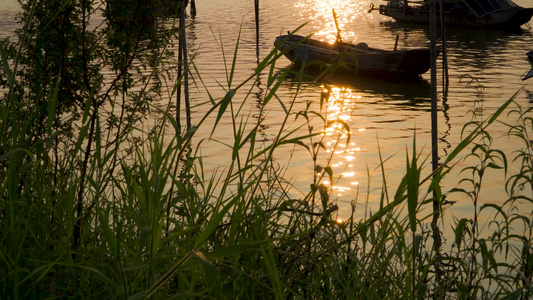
[210,89,235,139]
[406,145,419,234]
[194,195,239,248]
[260,244,283,300]
[145,250,196,298]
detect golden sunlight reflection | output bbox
[294,0,374,44]
[317,84,367,204]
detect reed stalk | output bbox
[0,2,531,298]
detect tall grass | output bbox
[1,3,532,298]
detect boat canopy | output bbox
[462,0,517,17]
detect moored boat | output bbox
[374,0,533,30]
[274,34,433,78]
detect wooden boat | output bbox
[374,0,533,30]
[274,34,433,78]
[523,51,533,81]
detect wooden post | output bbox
[440,0,449,87]
[429,0,442,252]
[190,0,196,18]
[176,0,191,134]
[254,0,259,58]
[181,2,191,130]
[176,15,182,133]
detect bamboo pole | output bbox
[440,0,449,87]
[190,0,197,18]
[181,2,191,130]
[176,0,191,134]
[254,0,259,58]
[176,15,182,132]
[429,0,442,252]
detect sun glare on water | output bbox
[294,0,371,44]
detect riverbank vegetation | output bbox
[1,1,532,298]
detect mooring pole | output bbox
[176,7,182,133]
[254,0,259,58]
[440,0,449,87]
[176,1,191,134]
[429,0,442,252]
[190,0,197,18]
[180,1,191,130]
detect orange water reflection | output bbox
[294,0,375,44]
[318,85,365,200]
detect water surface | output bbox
[1,0,532,228]
[184,0,533,224]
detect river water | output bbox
[1,0,532,229]
[184,0,533,226]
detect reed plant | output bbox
[1,2,532,298]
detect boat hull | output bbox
[379,5,533,30]
[274,35,432,78]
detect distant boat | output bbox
[373,0,533,30]
[523,51,533,81]
[274,34,433,78]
